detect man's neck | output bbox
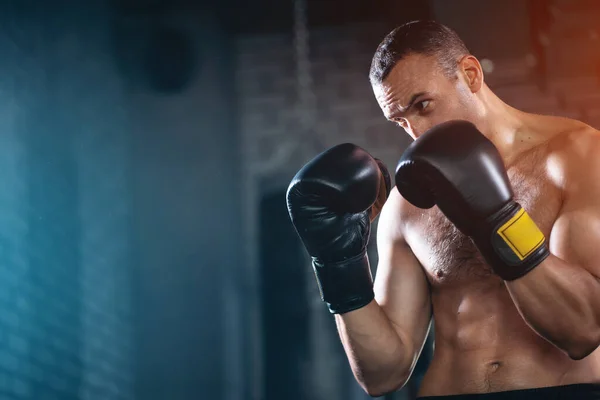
[475,85,532,165]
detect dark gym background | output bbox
[0,0,597,399]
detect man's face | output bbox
[373,53,481,140]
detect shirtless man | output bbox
[286,20,600,398]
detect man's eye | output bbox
[393,118,407,128]
[418,100,430,111]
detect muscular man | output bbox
[287,20,600,398]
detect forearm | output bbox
[334,300,416,396]
[505,254,600,359]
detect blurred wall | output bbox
[124,7,241,400]
[0,1,133,399]
[430,0,532,60]
[0,1,241,399]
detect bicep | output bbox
[559,130,600,278]
[373,201,432,356]
[552,205,600,279]
[552,132,600,278]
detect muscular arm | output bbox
[505,255,600,359]
[505,133,600,360]
[336,193,432,396]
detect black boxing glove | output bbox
[395,120,549,281]
[287,143,391,314]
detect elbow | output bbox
[360,373,409,398]
[566,329,600,361]
[363,386,387,398]
[568,345,598,361]
[363,387,397,398]
[363,383,402,398]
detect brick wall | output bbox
[237,24,410,179]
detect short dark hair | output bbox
[369,20,470,85]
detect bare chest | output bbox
[403,154,563,287]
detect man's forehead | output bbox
[373,78,421,109]
[385,54,440,85]
[374,55,440,106]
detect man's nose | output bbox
[408,120,439,140]
[404,119,426,140]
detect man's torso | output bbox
[394,116,600,396]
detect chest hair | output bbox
[404,146,562,287]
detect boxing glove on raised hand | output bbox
[287,143,391,314]
[395,120,549,281]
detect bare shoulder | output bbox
[546,117,600,154]
[542,117,600,197]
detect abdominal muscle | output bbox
[417,280,599,397]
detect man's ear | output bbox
[459,55,483,93]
